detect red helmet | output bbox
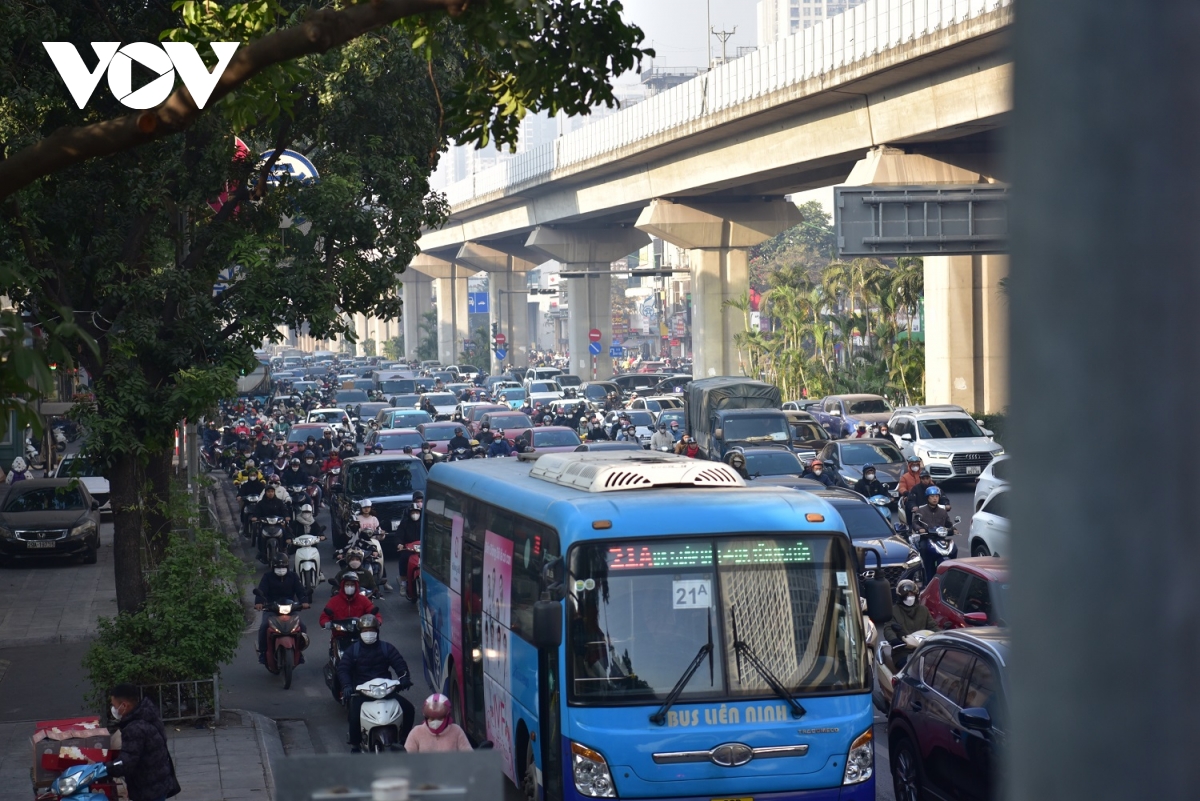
[422,693,451,735]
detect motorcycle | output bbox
[36,762,112,801]
[339,528,386,588]
[52,427,68,453]
[874,629,934,713]
[323,615,361,703]
[912,519,961,583]
[447,446,473,462]
[257,597,309,689]
[258,514,286,563]
[292,533,325,591]
[867,494,894,522]
[351,675,411,753]
[397,538,421,603]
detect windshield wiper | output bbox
[649,612,714,726]
[731,606,806,719]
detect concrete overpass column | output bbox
[400,271,433,362]
[525,227,651,380]
[845,147,1008,412]
[433,268,469,367]
[455,242,542,375]
[636,199,802,379]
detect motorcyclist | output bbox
[897,455,923,495]
[487,431,513,458]
[615,423,639,443]
[802,459,839,488]
[904,469,938,522]
[853,463,888,498]
[883,579,940,669]
[321,450,343,474]
[251,484,290,562]
[281,457,308,489]
[393,491,423,551]
[726,451,750,479]
[300,451,322,481]
[650,423,675,451]
[337,616,414,752]
[477,423,496,447]
[319,572,381,628]
[236,462,267,536]
[254,554,311,665]
[851,421,870,439]
[404,693,471,753]
[447,426,472,453]
[911,486,956,583]
[418,442,439,470]
[334,547,378,593]
[669,419,682,442]
[338,436,359,459]
[585,418,610,442]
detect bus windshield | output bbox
[567,535,866,704]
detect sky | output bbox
[615,0,761,82]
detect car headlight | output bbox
[0,524,11,539]
[925,451,951,459]
[993,448,1005,456]
[71,520,97,538]
[842,727,873,784]
[905,550,922,566]
[571,742,616,797]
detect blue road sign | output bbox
[609,344,623,358]
[468,292,490,314]
[494,347,507,360]
[588,341,602,356]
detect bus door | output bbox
[538,641,563,799]
[461,541,487,744]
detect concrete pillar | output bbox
[525,226,651,380]
[401,273,433,362]
[432,270,469,367]
[636,199,802,379]
[845,147,1007,412]
[456,242,542,374]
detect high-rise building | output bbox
[756,0,867,45]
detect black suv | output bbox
[811,488,922,594]
[329,454,427,549]
[887,627,1009,800]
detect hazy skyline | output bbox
[615,0,760,83]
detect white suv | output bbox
[887,405,1004,482]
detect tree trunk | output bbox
[109,451,147,614]
[145,448,174,563]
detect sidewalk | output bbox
[0,710,278,801]
[0,524,117,647]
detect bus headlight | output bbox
[842,727,873,784]
[571,741,616,797]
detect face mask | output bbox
[426,716,451,735]
[865,473,875,481]
[349,560,362,569]
[305,460,313,465]
[410,512,421,521]
[812,468,822,475]
[110,705,122,720]
[910,465,919,472]
[903,596,916,607]
[344,585,356,596]
[361,631,378,644]
[274,568,287,577]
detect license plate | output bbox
[965,466,982,475]
[712,797,753,801]
[25,540,56,549]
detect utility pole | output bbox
[706,0,711,69]
[711,26,737,66]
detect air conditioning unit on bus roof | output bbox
[529,452,746,493]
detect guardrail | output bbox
[443,0,1011,208]
[137,675,221,723]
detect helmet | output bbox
[299,503,313,514]
[906,455,921,464]
[919,468,931,478]
[360,499,373,510]
[245,459,256,469]
[358,614,380,632]
[862,463,875,474]
[925,485,941,496]
[422,693,452,734]
[896,579,919,598]
[856,421,866,428]
[290,457,300,466]
[271,553,289,570]
[412,490,425,501]
[345,547,365,564]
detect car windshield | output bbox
[309,411,347,423]
[376,432,425,450]
[344,461,426,497]
[918,417,985,439]
[658,409,685,427]
[391,394,422,408]
[618,411,655,427]
[723,416,790,443]
[379,380,416,394]
[59,457,103,478]
[388,411,432,427]
[744,451,804,476]
[498,389,527,401]
[838,442,904,464]
[421,425,460,442]
[833,503,894,539]
[790,422,827,441]
[847,399,892,414]
[530,382,560,393]
[5,486,87,512]
[568,535,867,703]
[534,430,582,447]
[557,375,582,387]
[288,427,324,443]
[424,393,457,407]
[490,414,534,429]
[584,385,613,399]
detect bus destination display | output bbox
[607,539,814,570]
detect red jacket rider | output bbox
[319,573,381,629]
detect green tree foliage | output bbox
[416,310,439,362]
[381,336,404,361]
[732,211,926,403]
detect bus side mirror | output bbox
[533,601,562,649]
[864,578,893,625]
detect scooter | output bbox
[874,630,934,713]
[352,675,410,753]
[260,515,287,564]
[260,598,309,690]
[53,427,68,453]
[36,762,112,801]
[292,533,325,591]
[343,527,387,588]
[397,538,421,603]
[323,616,361,703]
[912,519,960,583]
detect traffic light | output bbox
[491,322,499,335]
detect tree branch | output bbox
[0,0,464,200]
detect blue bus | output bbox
[419,452,876,801]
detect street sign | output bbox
[609,344,623,358]
[259,148,319,186]
[588,341,602,356]
[494,332,507,345]
[494,347,507,360]
[588,328,602,343]
[468,292,489,314]
[670,338,680,346]
[834,184,1009,256]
